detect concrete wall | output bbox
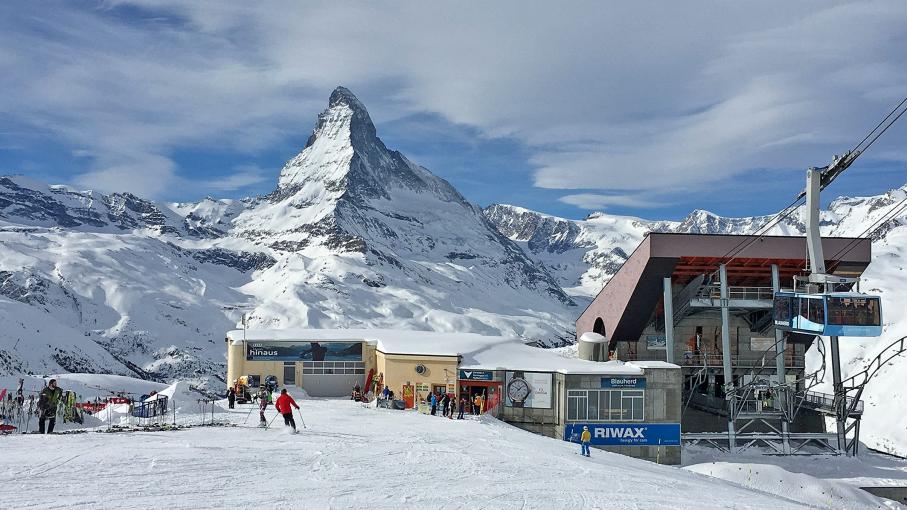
[495,367,684,465]
[552,367,682,465]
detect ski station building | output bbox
[226,328,683,464]
[576,232,874,454]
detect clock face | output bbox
[508,378,531,402]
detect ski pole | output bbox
[296,408,307,429]
[243,404,255,425]
[266,412,279,429]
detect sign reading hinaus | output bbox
[246,341,362,362]
[459,370,494,381]
[600,377,646,389]
[565,423,680,446]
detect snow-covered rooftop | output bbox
[227,328,679,375]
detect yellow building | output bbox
[226,328,466,402]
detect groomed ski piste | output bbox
[1,375,905,509]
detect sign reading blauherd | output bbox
[246,341,362,362]
[565,423,680,446]
[458,370,494,381]
[601,377,646,389]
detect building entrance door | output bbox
[283,362,296,386]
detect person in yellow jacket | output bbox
[580,425,591,457]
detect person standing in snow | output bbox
[275,389,300,432]
[440,393,449,417]
[430,392,438,416]
[448,397,455,420]
[37,379,63,434]
[458,396,466,419]
[227,387,236,409]
[257,387,269,426]
[580,426,591,457]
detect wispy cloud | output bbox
[1,1,905,207]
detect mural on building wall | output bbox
[246,341,363,361]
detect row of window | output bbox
[567,389,645,422]
[300,361,363,369]
[300,361,366,375]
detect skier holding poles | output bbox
[274,389,300,433]
[257,387,269,427]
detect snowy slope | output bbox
[0,390,831,510]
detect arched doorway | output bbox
[593,317,605,336]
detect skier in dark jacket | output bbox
[458,397,466,419]
[38,379,63,434]
[257,387,269,426]
[274,389,300,432]
[227,388,236,409]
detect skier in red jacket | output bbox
[274,389,300,432]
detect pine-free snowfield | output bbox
[0,399,886,509]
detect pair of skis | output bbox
[264,408,307,432]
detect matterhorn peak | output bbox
[304,85,377,149]
[329,86,367,112]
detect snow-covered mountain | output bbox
[485,187,907,297]
[2,85,906,455]
[0,87,577,390]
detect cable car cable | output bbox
[850,96,907,154]
[717,95,907,269]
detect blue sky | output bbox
[1,1,906,220]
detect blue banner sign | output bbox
[459,370,494,381]
[565,423,680,446]
[601,377,646,389]
[246,341,362,362]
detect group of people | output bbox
[425,392,485,419]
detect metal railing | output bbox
[698,285,775,301]
[801,390,864,415]
[673,352,805,368]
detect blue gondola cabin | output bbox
[773,292,882,337]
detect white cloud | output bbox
[558,193,661,210]
[193,165,270,192]
[1,1,906,205]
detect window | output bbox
[827,297,881,326]
[566,389,645,422]
[807,299,825,324]
[302,361,365,375]
[773,296,792,323]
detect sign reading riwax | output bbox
[246,341,362,362]
[565,423,680,446]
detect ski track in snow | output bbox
[0,399,821,510]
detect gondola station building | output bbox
[576,232,875,454]
[226,328,683,464]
